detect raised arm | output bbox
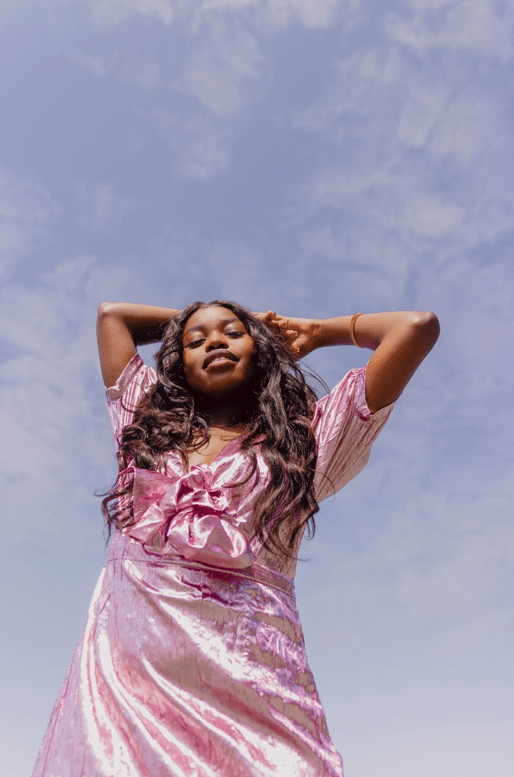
[97,302,179,388]
[264,310,440,414]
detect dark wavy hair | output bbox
[102,300,323,556]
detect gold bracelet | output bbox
[349,313,364,347]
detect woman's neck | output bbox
[199,399,249,430]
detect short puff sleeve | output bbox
[105,353,157,455]
[312,364,394,502]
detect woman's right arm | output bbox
[97,302,179,388]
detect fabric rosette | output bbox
[122,465,255,569]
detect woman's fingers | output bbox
[255,310,280,326]
[255,312,303,355]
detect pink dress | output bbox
[32,354,394,777]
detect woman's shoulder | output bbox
[312,366,364,423]
[311,364,395,501]
[311,364,395,450]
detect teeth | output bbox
[208,357,231,365]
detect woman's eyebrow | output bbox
[184,317,241,335]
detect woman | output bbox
[32,301,439,777]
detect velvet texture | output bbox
[32,355,394,777]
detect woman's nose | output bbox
[205,332,228,350]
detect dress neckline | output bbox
[182,434,244,473]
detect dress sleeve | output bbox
[312,363,395,502]
[105,353,157,456]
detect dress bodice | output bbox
[106,354,395,578]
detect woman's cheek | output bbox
[182,359,199,390]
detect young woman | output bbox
[32,300,439,777]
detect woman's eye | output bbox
[227,331,244,338]
[186,340,204,348]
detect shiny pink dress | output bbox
[32,354,394,777]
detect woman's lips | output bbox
[203,351,238,368]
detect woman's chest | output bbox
[162,442,269,520]
[184,430,244,469]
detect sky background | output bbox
[0,1,513,775]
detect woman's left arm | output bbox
[263,311,440,414]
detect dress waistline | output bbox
[107,548,295,598]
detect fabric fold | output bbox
[125,465,255,569]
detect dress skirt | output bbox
[32,532,344,777]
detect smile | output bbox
[203,351,238,369]
[208,357,234,367]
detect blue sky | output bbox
[0,1,513,775]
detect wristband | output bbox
[349,313,364,347]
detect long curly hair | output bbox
[101,300,322,556]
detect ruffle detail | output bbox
[122,466,255,570]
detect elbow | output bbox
[97,302,117,320]
[411,311,440,348]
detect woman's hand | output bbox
[255,311,319,359]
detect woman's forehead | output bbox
[184,305,243,334]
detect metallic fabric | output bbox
[127,465,256,568]
[32,355,394,777]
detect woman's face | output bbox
[182,306,256,399]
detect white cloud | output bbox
[61,0,352,196]
[90,0,174,27]
[76,53,110,78]
[76,183,140,230]
[70,0,347,158]
[181,117,231,178]
[386,0,514,63]
[259,0,344,29]
[194,0,259,19]
[76,0,346,31]
[292,3,514,281]
[194,0,345,29]
[150,109,231,178]
[178,16,262,114]
[0,167,59,280]
[0,256,144,545]
[78,51,161,88]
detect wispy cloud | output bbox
[181,117,231,178]
[89,0,174,27]
[76,182,139,230]
[295,51,514,251]
[0,167,59,280]
[77,0,346,30]
[0,255,146,546]
[193,0,345,29]
[258,0,344,29]
[77,51,161,88]
[65,0,348,180]
[385,0,514,62]
[150,109,231,177]
[178,16,263,115]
